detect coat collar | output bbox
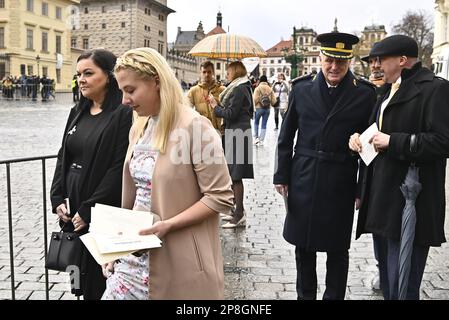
[327,71,357,120]
[387,63,432,108]
[311,72,331,118]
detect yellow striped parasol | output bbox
[188,33,267,59]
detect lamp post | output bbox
[36,55,41,77]
[283,27,304,79]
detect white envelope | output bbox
[90,204,155,236]
[80,233,137,265]
[93,233,161,254]
[82,204,163,264]
[359,123,379,166]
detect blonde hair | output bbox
[114,48,187,153]
[227,61,247,80]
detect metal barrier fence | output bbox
[0,155,57,300]
[0,85,76,103]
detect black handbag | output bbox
[45,230,81,272]
[273,96,281,108]
[273,82,283,108]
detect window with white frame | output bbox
[56,35,61,53]
[42,2,48,16]
[0,27,4,47]
[83,38,89,50]
[27,0,33,12]
[42,31,48,52]
[27,29,34,49]
[56,6,62,20]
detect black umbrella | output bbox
[398,164,422,300]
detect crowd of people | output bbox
[43,30,448,301]
[1,75,56,101]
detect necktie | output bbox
[379,82,400,130]
[328,86,336,96]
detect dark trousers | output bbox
[375,234,429,300]
[273,107,280,129]
[295,247,349,300]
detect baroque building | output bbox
[0,0,79,90]
[72,0,174,57]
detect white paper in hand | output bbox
[81,204,162,265]
[359,123,379,166]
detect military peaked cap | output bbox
[316,32,359,59]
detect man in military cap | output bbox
[349,35,449,300]
[274,31,377,300]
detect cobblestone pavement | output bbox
[1,97,448,300]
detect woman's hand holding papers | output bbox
[139,220,172,239]
[102,262,115,278]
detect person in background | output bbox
[187,61,225,133]
[208,61,254,229]
[113,47,234,299]
[50,49,132,300]
[253,75,276,146]
[72,74,80,103]
[272,73,290,128]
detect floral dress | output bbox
[102,117,159,300]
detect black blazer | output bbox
[50,103,132,223]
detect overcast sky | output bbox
[166,0,435,49]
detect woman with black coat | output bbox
[50,49,132,299]
[207,61,254,228]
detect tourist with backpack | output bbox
[253,75,276,146]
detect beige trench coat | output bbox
[122,108,234,299]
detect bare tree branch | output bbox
[392,10,434,67]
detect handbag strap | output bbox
[277,83,283,98]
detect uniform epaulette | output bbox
[291,74,315,86]
[435,76,448,82]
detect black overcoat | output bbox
[50,103,132,223]
[214,81,254,180]
[274,71,376,252]
[356,63,449,247]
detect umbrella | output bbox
[398,164,422,300]
[188,33,267,59]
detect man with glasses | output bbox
[274,31,377,300]
[349,35,449,300]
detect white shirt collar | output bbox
[326,81,338,88]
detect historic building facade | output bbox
[260,39,292,82]
[72,0,174,57]
[432,0,449,79]
[0,0,79,90]
[354,24,387,77]
[170,12,229,84]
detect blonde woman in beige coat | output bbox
[113,48,234,299]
